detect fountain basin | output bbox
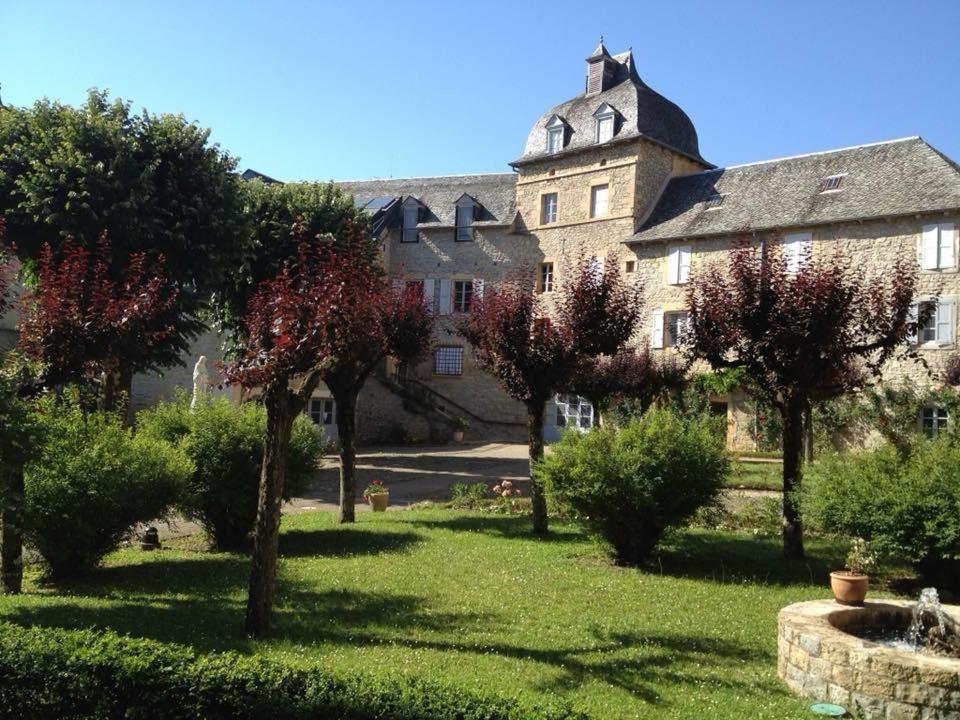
[778,600,960,719]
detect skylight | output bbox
[820,174,846,193]
[704,194,725,210]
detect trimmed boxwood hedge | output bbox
[0,622,582,720]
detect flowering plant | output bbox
[845,537,877,575]
[362,479,388,499]
[491,480,522,498]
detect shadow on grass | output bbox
[278,528,424,558]
[404,514,583,543]
[649,530,846,587]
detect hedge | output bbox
[0,622,583,720]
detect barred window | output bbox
[433,346,463,376]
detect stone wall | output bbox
[778,600,960,720]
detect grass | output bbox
[726,459,783,490]
[0,509,861,719]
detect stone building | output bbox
[126,41,960,448]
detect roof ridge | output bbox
[674,136,922,178]
[336,171,516,183]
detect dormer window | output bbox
[455,195,477,242]
[545,115,566,154]
[401,198,421,243]
[593,104,616,144]
[820,174,846,193]
[704,194,725,210]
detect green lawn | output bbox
[0,509,855,719]
[726,460,783,490]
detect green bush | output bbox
[0,622,582,720]
[803,438,960,589]
[449,481,489,508]
[137,395,328,551]
[540,408,729,564]
[24,402,190,579]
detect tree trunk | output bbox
[0,467,25,595]
[245,384,294,637]
[781,396,806,561]
[100,361,134,424]
[527,400,548,534]
[335,387,359,524]
[802,401,814,463]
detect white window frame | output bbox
[911,298,955,347]
[920,223,956,271]
[307,398,335,426]
[921,407,949,438]
[541,193,558,225]
[784,231,813,274]
[433,346,463,376]
[539,262,554,293]
[665,311,690,348]
[667,245,692,285]
[554,393,594,431]
[595,112,614,143]
[590,184,609,218]
[546,126,563,154]
[453,279,474,313]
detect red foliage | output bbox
[685,237,919,406]
[569,347,684,413]
[460,259,643,406]
[17,232,178,386]
[224,223,433,395]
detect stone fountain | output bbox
[778,590,960,719]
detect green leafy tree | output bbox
[0,90,245,405]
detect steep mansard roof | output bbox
[513,50,707,167]
[337,173,517,228]
[630,137,960,243]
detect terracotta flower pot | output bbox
[830,571,869,605]
[452,430,464,443]
[368,492,389,512]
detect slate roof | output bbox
[239,168,281,184]
[513,49,707,167]
[336,173,518,228]
[630,137,960,243]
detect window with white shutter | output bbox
[473,278,484,303]
[590,185,609,218]
[651,309,665,349]
[784,232,812,274]
[422,279,435,311]
[667,245,692,285]
[915,298,955,346]
[438,279,452,316]
[921,223,956,270]
[665,311,690,347]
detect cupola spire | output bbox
[585,38,614,95]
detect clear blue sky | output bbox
[3,1,959,181]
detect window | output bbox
[921,223,956,271]
[594,106,615,143]
[704,194,725,210]
[539,262,554,293]
[913,299,955,346]
[402,203,419,243]
[433,346,463,376]
[455,204,474,242]
[554,393,594,430]
[820,174,845,193]
[625,260,635,273]
[453,280,473,313]
[547,126,563,154]
[784,231,813,274]
[541,193,558,224]
[922,407,949,438]
[307,398,335,426]
[590,184,609,218]
[665,311,690,347]
[667,245,692,285]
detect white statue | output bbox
[191,355,209,411]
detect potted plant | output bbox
[830,537,876,605]
[363,479,389,512]
[452,416,470,443]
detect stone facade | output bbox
[778,600,960,720]
[44,42,960,448]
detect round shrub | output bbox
[24,402,190,580]
[540,408,729,564]
[137,395,328,551]
[803,438,960,589]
